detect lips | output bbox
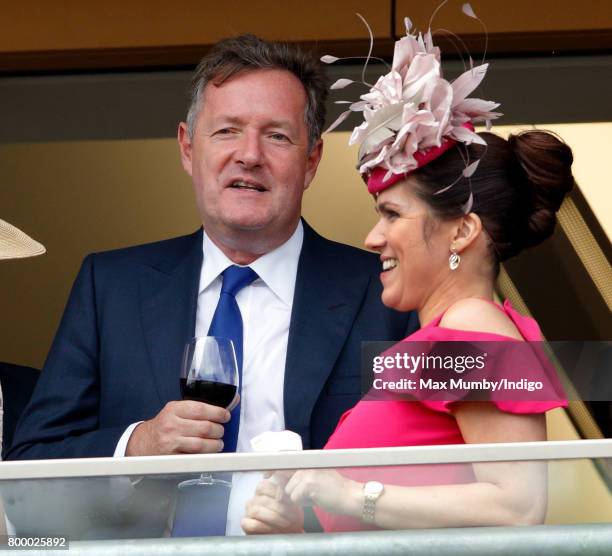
[226,179,267,192]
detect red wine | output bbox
[180,378,236,408]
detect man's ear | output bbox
[303,138,323,190]
[451,213,483,252]
[177,122,193,177]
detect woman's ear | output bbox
[451,213,483,252]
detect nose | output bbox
[365,218,386,251]
[234,130,263,169]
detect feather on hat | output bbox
[323,4,502,195]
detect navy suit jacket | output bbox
[7,222,416,460]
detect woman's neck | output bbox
[417,273,494,327]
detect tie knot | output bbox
[220,265,258,297]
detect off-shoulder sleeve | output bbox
[398,325,568,415]
[421,398,567,415]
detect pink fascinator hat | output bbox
[322,5,502,196]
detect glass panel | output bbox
[1,447,610,542]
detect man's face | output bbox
[178,68,322,256]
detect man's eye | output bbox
[214,128,234,136]
[270,133,289,141]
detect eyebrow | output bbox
[266,119,295,131]
[376,201,404,212]
[211,115,295,132]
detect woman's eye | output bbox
[375,205,401,221]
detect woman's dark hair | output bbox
[412,130,575,270]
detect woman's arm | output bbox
[244,299,551,533]
[243,403,547,533]
[343,402,548,529]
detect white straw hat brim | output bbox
[0,218,46,260]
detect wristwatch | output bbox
[362,481,384,523]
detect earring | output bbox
[449,249,460,271]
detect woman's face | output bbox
[364,180,454,312]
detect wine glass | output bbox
[178,336,239,489]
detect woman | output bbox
[242,16,574,534]
[0,218,45,537]
[0,217,46,458]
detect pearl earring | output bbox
[449,248,460,270]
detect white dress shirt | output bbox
[196,222,302,452]
[198,223,302,534]
[115,221,303,535]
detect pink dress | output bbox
[315,300,567,532]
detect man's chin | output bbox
[202,211,299,243]
[224,218,272,232]
[211,217,299,254]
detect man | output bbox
[7,36,415,531]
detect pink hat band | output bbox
[366,123,475,194]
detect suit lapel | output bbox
[139,229,203,405]
[284,222,370,447]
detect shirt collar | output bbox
[199,221,304,307]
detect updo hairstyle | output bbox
[412,130,575,270]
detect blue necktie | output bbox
[172,265,257,537]
[208,265,258,452]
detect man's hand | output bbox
[126,400,231,456]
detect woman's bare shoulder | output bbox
[439,298,523,340]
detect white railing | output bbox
[1,439,611,480]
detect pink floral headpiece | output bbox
[323,5,502,196]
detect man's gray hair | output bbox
[186,35,328,151]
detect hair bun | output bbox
[508,130,575,249]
